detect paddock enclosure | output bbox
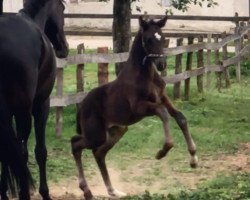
[48,14,250,137]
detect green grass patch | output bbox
[121,173,250,200]
[27,48,250,196]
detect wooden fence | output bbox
[63,13,249,37]
[51,22,250,137]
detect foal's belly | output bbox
[105,100,144,127]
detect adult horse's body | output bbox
[0,0,68,199]
[71,16,198,200]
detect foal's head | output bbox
[44,0,68,58]
[139,16,167,71]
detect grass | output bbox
[27,49,250,197]
[121,173,250,200]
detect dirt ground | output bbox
[29,143,250,200]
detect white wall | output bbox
[3,0,249,33]
[3,0,22,12]
[65,0,249,33]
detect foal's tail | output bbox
[0,130,34,198]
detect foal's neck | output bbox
[129,31,147,66]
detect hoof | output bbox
[155,149,167,160]
[0,195,9,200]
[84,191,94,200]
[190,155,198,168]
[42,197,52,200]
[108,189,126,198]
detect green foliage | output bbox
[99,0,218,15]
[121,173,250,200]
[172,0,218,10]
[166,0,218,14]
[229,58,250,77]
[168,173,250,200]
[27,48,250,197]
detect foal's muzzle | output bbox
[143,54,166,71]
[154,57,166,71]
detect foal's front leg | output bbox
[161,95,198,168]
[133,101,174,159]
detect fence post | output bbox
[55,67,64,137]
[235,26,241,82]
[76,43,85,111]
[234,12,239,27]
[173,38,183,99]
[184,36,194,101]
[248,20,250,62]
[97,47,109,86]
[239,22,245,49]
[197,35,204,93]
[161,39,170,77]
[214,36,222,92]
[222,32,230,88]
[206,34,212,90]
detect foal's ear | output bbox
[139,16,148,30]
[156,15,168,28]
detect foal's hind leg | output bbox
[71,116,107,200]
[71,135,94,200]
[32,99,52,200]
[92,126,127,198]
[162,96,198,168]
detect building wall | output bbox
[3,0,22,12]
[65,0,249,33]
[3,0,249,33]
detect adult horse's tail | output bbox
[0,128,34,199]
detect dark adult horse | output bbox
[0,0,2,15]
[71,16,198,200]
[0,0,68,199]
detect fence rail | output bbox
[52,23,250,105]
[3,12,249,21]
[51,20,250,136]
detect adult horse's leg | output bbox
[0,123,31,200]
[0,163,9,200]
[32,99,52,200]
[15,109,32,164]
[161,95,198,168]
[14,108,33,199]
[92,126,127,198]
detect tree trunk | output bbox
[112,0,131,75]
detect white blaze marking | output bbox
[154,32,161,40]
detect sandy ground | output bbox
[66,35,235,52]
[66,36,113,50]
[28,143,250,200]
